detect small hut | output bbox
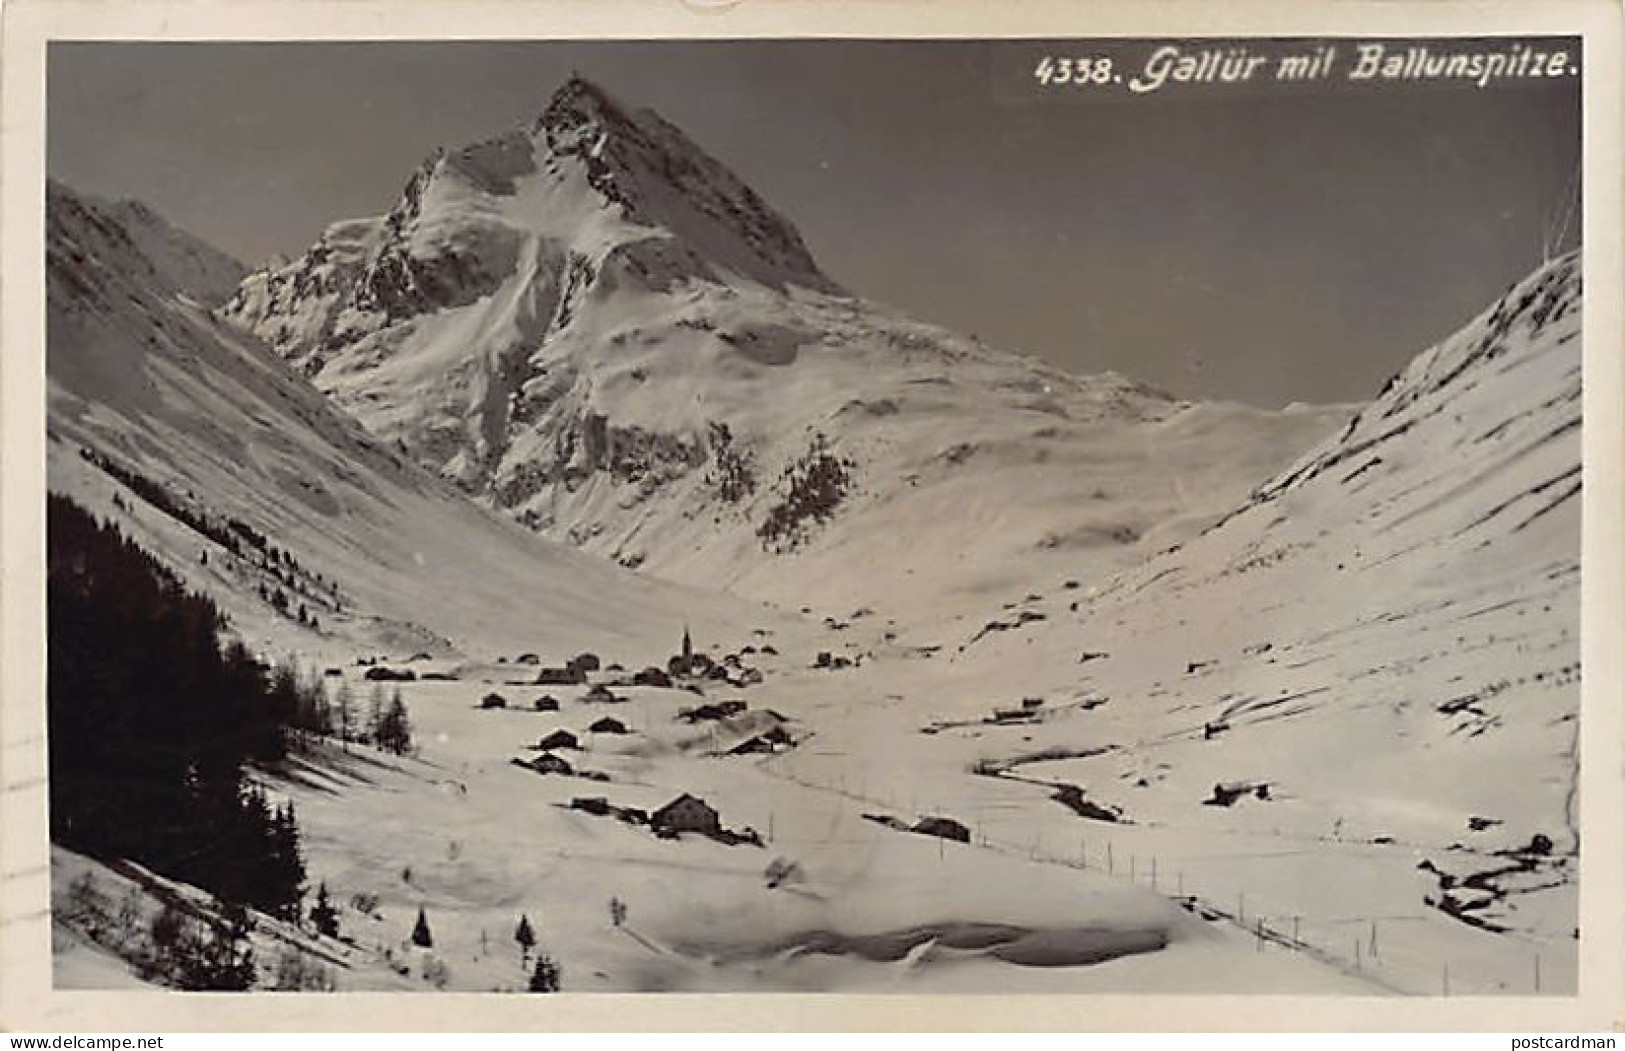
[912,816,971,843]
[633,667,672,688]
[650,793,720,836]
[537,729,580,751]
[584,683,623,704]
[528,751,574,776]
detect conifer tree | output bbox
[528,953,561,992]
[411,906,433,948]
[259,662,298,760]
[514,914,536,963]
[335,680,355,747]
[267,802,306,922]
[376,692,413,755]
[310,881,339,938]
[305,666,334,736]
[366,684,386,743]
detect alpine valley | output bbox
[45,75,1580,995]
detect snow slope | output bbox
[841,251,1582,994]
[220,75,1352,620]
[47,180,756,663]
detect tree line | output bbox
[277,666,413,755]
[50,494,310,921]
[49,494,419,988]
[82,445,349,625]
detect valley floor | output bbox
[54,603,1575,995]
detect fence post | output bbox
[1108,842,1114,875]
[1151,855,1158,890]
[1369,919,1378,958]
[1238,891,1245,924]
[1535,953,1542,994]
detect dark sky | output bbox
[47,39,1581,406]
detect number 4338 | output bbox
[1034,55,1117,86]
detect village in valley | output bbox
[500,627,789,846]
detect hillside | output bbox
[835,251,1583,993]
[47,179,755,664]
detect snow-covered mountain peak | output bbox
[224,74,838,365]
[218,80,1352,607]
[528,73,836,295]
[532,72,631,139]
